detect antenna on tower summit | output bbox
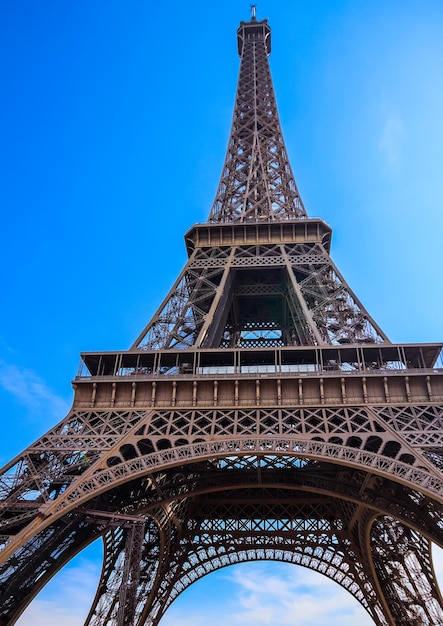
[250,4,257,21]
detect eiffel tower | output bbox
[1,8,443,626]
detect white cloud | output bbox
[17,600,89,626]
[161,563,375,626]
[163,554,443,626]
[378,104,404,168]
[0,359,70,420]
[16,556,101,626]
[228,565,374,626]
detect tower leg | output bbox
[116,522,144,626]
[371,517,443,625]
[0,514,102,625]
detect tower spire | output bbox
[208,14,307,222]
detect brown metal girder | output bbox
[1,392,442,520]
[209,23,306,224]
[136,503,386,626]
[281,245,325,345]
[367,518,443,625]
[133,512,191,626]
[17,435,442,537]
[3,404,443,564]
[326,253,389,344]
[84,527,127,626]
[70,464,443,547]
[155,536,376,615]
[4,474,438,625]
[136,499,380,624]
[85,513,169,626]
[129,246,202,351]
[0,514,105,626]
[196,250,235,348]
[116,522,144,626]
[140,492,442,626]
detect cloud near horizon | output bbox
[15,555,101,626]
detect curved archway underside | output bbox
[2,457,443,626]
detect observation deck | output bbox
[73,343,443,411]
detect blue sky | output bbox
[1,1,443,624]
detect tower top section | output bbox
[237,16,271,57]
[209,12,306,223]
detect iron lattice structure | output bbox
[1,11,443,626]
